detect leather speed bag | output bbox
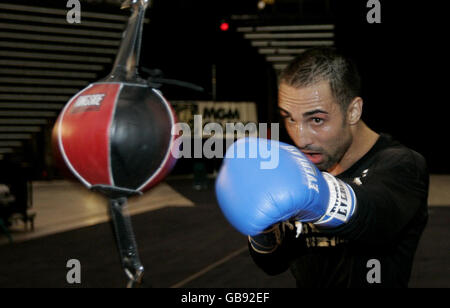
[52,82,178,193]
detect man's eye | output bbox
[312,118,324,125]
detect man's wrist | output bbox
[314,172,357,229]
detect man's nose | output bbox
[296,123,313,149]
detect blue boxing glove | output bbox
[215,137,357,236]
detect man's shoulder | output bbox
[372,134,428,176]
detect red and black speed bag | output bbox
[53,82,178,193]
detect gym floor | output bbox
[0,176,449,288]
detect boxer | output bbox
[215,48,429,288]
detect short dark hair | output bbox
[279,47,361,112]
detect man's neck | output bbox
[329,121,379,176]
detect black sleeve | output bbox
[319,148,429,245]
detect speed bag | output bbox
[53,82,178,193]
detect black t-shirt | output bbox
[249,134,429,288]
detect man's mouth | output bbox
[303,152,324,165]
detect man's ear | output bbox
[347,97,363,125]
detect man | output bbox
[215,47,429,287]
